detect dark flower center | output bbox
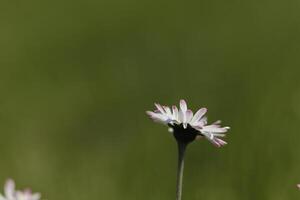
[169,123,200,144]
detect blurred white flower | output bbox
[0,179,41,200]
[297,184,300,190]
[146,99,230,147]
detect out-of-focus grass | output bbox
[0,0,300,199]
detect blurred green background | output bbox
[1,0,300,199]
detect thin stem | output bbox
[176,141,187,200]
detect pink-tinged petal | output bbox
[215,138,227,146]
[4,179,15,199]
[190,108,207,124]
[154,103,165,114]
[199,132,227,147]
[186,110,193,123]
[209,138,227,148]
[179,99,187,112]
[203,133,218,146]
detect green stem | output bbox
[176,141,187,200]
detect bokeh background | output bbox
[1,0,300,199]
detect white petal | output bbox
[212,120,222,125]
[179,99,187,112]
[211,133,226,137]
[146,111,169,124]
[183,110,193,128]
[202,125,229,133]
[16,192,25,200]
[154,103,165,114]
[0,194,6,200]
[31,193,41,200]
[193,116,207,127]
[186,110,193,124]
[178,109,184,123]
[163,106,173,118]
[190,108,207,124]
[4,179,15,200]
[16,190,40,200]
[172,106,179,122]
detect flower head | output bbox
[0,179,41,200]
[146,99,230,147]
[297,184,300,190]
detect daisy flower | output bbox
[146,99,230,147]
[146,99,230,200]
[0,179,41,200]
